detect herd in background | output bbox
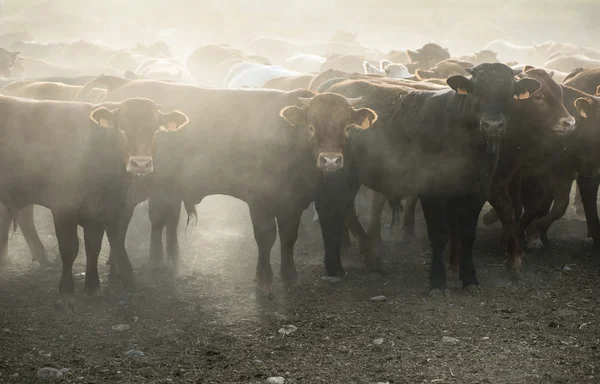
[0,29,600,309]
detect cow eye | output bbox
[533,94,544,102]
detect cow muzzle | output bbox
[127,156,154,176]
[554,116,576,135]
[480,117,506,153]
[317,152,344,172]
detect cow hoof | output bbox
[34,255,52,267]
[447,266,460,279]
[505,261,523,280]
[55,295,76,313]
[254,284,273,299]
[428,288,449,297]
[365,257,387,275]
[527,238,544,249]
[464,285,482,295]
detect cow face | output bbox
[446,63,542,152]
[280,93,377,172]
[90,98,189,176]
[0,48,20,78]
[516,68,575,135]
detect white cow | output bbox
[134,58,195,84]
[483,39,553,66]
[226,63,302,89]
[283,53,326,74]
[544,54,600,73]
[363,60,411,78]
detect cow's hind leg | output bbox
[453,196,484,292]
[106,209,136,289]
[83,222,105,297]
[366,190,386,243]
[403,196,419,239]
[165,202,182,276]
[277,210,303,291]
[53,215,79,312]
[18,205,50,266]
[420,196,449,294]
[249,204,276,297]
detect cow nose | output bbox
[480,119,506,136]
[127,156,153,175]
[317,152,344,172]
[558,116,576,133]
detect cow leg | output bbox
[341,224,351,250]
[148,196,171,266]
[402,196,418,239]
[18,205,50,266]
[249,204,276,296]
[82,222,105,297]
[529,178,572,248]
[523,197,553,249]
[488,177,523,276]
[0,203,11,266]
[276,210,302,291]
[106,209,136,289]
[53,215,79,311]
[574,181,585,217]
[578,176,600,248]
[454,196,483,291]
[420,196,448,293]
[366,190,386,243]
[447,210,461,276]
[346,205,384,273]
[165,202,181,275]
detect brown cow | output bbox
[415,59,474,80]
[459,50,499,66]
[405,43,451,73]
[0,96,188,311]
[1,80,106,102]
[263,74,316,91]
[563,68,600,95]
[75,76,380,295]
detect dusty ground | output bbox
[1,194,599,384]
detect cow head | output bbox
[572,96,600,172]
[514,68,575,135]
[280,93,377,172]
[0,48,20,78]
[446,63,541,152]
[406,43,450,70]
[90,98,189,176]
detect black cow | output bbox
[308,63,540,293]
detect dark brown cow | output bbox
[415,59,474,80]
[76,77,380,295]
[263,74,316,91]
[1,80,105,102]
[563,68,600,95]
[0,96,188,310]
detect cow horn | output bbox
[465,67,474,75]
[298,97,313,107]
[345,97,362,106]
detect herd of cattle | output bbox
[0,31,599,310]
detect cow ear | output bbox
[280,106,306,127]
[447,75,472,94]
[90,107,117,128]
[596,85,600,96]
[574,98,593,118]
[159,110,189,131]
[351,108,377,130]
[513,78,541,100]
[380,59,392,71]
[406,50,419,62]
[363,61,381,75]
[523,65,535,72]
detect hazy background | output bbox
[2,0,599,58]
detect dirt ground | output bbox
[1,194,599,384]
